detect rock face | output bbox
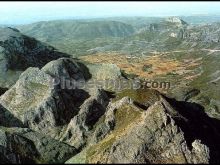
[148,17,187,34]
[0,27,67,88]
[0,104,24,128]
[165,17,188,26]
[67,89,220,164]
[0,58,92,134]
[2,58,219,164]
[0,127,77,164]
[42,58,91,81]
[0,51,220,163]
[0,57,113,162]
[110,99,210,164]
[60,88,110,149]
[0,57,113,163]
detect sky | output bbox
[1,1,220,25]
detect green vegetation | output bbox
[121,70,138,79]
[1,14,220,164]
[18,20,134,41]
[114,104,142,131]
[114,89,160,105]
[86,104,142,163]
[142,64,153,72]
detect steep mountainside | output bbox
[16,17,220,120]
[1,57,220,163]
[0,16,220,164]
[18,20,135,41]
[17,20,135,56]
[0,27,68,88]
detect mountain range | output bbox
[0,16,220,164]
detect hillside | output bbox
[18,20,135,41]
[17,17,220,57]
[16,17,220,120]
[0,27,68,88]
[1,57,220,163]
[0,15,220,164]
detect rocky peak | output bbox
[0,58,92,132]
[0,27,68,88]
[66,89,220,164]
[165,17,188,26]
[42,57,91,81]
[0,26,219,164]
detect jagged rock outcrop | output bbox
[67,89,220,164]
[42,58,91,81]
[60,88,110,149]
[0,57,114,163]
[165,17,188,27]
[98,98,210,164]
[148,17,187,33]
[90,96,133,144]
[0,51,219,164]
[1,16,220,164]
[0,27,67,88]
[0,57,113,146]
[0,127,77,164]
[0,58,92,134]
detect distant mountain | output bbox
[17,20,135,57]
[1,15,220,164]
[82,16,163,29]
[165,17,188,26]
[18,20,135,42]
[17,16,220,57]
[130,17,220,50]
[180,15,220,24]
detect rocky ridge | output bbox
[0,26,220,164]
[0,27,67,89]
[1,56,220,163]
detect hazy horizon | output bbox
[1,1,220,25]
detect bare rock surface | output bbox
[0,126,77,164]
[0,27,67,89]
[67,91,220,164]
